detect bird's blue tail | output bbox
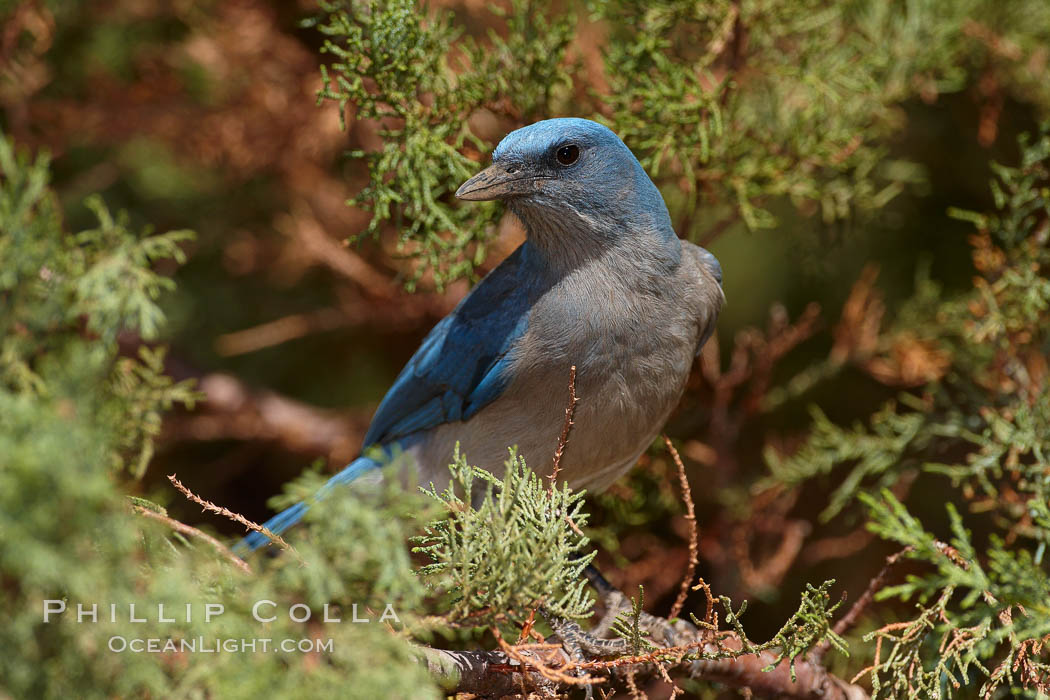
[235,455,381,554]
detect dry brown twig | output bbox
[212,282,452,358]
[693,576,718,629]
[548,364,578,489]
[734,517,811,594]
[624,668,645,699]
[516,607,546,645]
[802,527,876,565]
[167,473,301,561]
[491,626,601,687]
[131,505,251,575]
[663,435,700,621]
[278,205,395,299]
[443,625,869,699]
[656,659,685,699]
[215,308,350,357]
[700,303,823,482]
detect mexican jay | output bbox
[240,118,724,551]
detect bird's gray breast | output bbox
[413,249,706,492]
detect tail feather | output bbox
[234,455,381,554]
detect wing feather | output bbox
[363,245,536,447]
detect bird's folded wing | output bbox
[684,243,725,354]
[363,246,533,447]
[695,246,722,286]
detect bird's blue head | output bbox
[456,118,675,261]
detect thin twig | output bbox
[693,576,717,628]
[516,607,543,644]
[282,205,395,298]
[167,473,298,557]
[132,505,251,575]
[624,668,645,699]
[657,660,684,698]
[548,365,578,489]
[664,436,700,621]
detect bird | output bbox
[239,117,723,551]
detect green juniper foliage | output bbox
[603,579,847,680]
[859,493,1050,698]
[697,580,847,681]
[0,137,199,474]
[415,447,596,626]
[0,135,442,699]
[611,585,652,655]
[764,400,930,523]
[758,581,848,677]
[314,0,1049,285]
[770,127,1050,697]
[311,0,576,289]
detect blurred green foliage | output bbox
[0,135,199,473]
[0,135,441,699]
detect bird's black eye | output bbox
[556,144,580,166]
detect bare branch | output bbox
[699,210,741,246]
[165,372,369,464]
[215,309,349,357]
[421,622,869,699]
[278,205,395,298]
[683,634,869,700]
[419,645,558,696]
[493,626,602,686]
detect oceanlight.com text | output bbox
[107,636,334,654]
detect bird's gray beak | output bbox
[455,162,544,201]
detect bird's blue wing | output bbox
[236,246,539,555]
[363,244,538,447]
